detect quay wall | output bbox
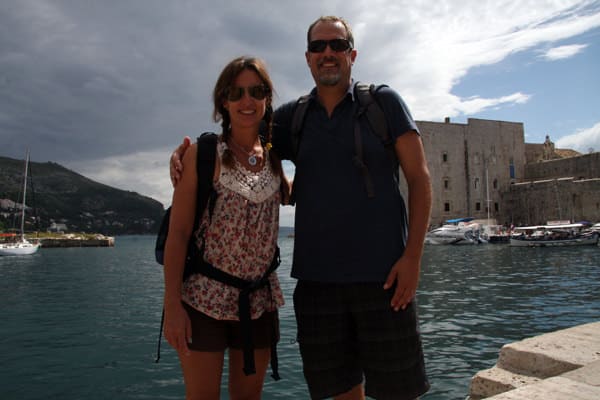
[468,321,600,400]
[40,237,115,248]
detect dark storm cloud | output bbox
[4,0,597,176]
[0,1,320,165]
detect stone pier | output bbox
[468,321,600,399]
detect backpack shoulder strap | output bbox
[155,132,218,364]
[354,82,392,147]
[355,82,398,169]
[195,132,218,222]
[352,82,401,197]
[290,94,312,161]
[153,133,217,266]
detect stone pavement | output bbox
[468,321,600,399]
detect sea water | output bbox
[1,235,599,399]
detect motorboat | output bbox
[425,218,484,245]
[509,223,599,247]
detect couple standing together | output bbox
[162,15,432,400]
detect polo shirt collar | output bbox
[307,79,357,103]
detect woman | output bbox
[163,56,288,400]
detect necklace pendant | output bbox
[248,155,257,166]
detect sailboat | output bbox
[0,150,40,256]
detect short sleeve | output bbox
[272,100,297,161]
[373,85,419,141]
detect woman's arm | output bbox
[163,143,198,355]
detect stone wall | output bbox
[505,178,600,226]
[416,118,525,226]
[397,118,598,226]
[394,118,600,226]
[525,152,600,180]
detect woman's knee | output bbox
[228,348,270,399]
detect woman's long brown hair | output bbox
[212,56,283,179]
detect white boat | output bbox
[509,223,600,247]
[480,224,510,244]
[0,238,40,255]
[425,218,484,245]
[0,150,40,256]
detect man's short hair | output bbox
[306,16,354,49]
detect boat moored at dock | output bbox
[509,222,599,247]
[425,218,484,245]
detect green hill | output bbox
[0,156,165,235]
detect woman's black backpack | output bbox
[154,132,218,278]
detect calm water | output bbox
[1,236,599,400]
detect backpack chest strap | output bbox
[194,247,281,380]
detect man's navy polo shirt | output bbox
[273,82,419,283]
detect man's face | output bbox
[305,21,357,88]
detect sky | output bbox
[1,0,599,226]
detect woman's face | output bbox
[224,69,268,131]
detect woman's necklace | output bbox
[229,137,261,166]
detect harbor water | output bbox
[1,235,599,399]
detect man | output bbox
[171,15,431,400]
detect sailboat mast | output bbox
[486,167,490,223]
[20,150,30,240]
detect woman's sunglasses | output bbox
[226,85,269,102]
[307,38,352,53]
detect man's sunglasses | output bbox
[307,38,353,53]
[226,85,269,102]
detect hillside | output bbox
[0,156,165,235]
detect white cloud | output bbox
[65,149,174,208]
[65,151,299,226]
[540,44,589,60]
[555,121,600,153]
[356,1,600,120]
[3,0,600,212]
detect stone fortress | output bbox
[411,117,600,228]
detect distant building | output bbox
[48,222,68,233]
[410,118,599,227]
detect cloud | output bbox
[65,149,298,226]
[555,121,600,153]
[2,0,600,210]
[353,0,600,120]
[64,148,174,207]
[540,44,589,60]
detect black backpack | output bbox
[153,132,281,380]
[154,132,218,278]
[290,82,399,198]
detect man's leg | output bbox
[293,281,363,399]
[334,383,365,400]
[351,283,430,400]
